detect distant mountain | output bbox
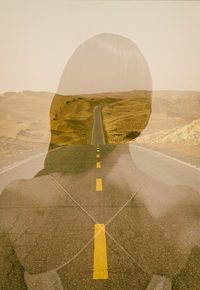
[0,90,54,168]
[135,91,200,166]
[151,91,200,122]
[0,90,53,142]
[137,118,200,146]
[152,90,200,99]
[0,89,200,168]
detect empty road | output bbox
[0,106,200,289]
[91,105,106,145]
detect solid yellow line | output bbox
[96,178,102,191]
[93,224,108,279]
[96,162,101,168]
[96,154,100,158]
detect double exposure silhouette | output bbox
[0,34,199,290]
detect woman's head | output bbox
[57,33,152,95]
[49,33,152,148]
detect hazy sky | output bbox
[1,0,200,93]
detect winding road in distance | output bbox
[0,105,200,289]
[91,106,106,145]
[1,105,199,193]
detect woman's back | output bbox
[1,145,200,289]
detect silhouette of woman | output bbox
[0,33,199,290]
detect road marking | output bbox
[96,154,100,158]
[97,149,100,152]
[96,178,102,191]
[93,224,108,279]
[96,162,101,168]
[130,143,200,172]
[0,152,46,175]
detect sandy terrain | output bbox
[102,91,151,143]
[0,91,53,168]
[135,91,200,167]
[0,90,199,168]
[49,93,117,147]
[0,91,118,167]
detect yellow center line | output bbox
[96,162,101,168]
[93,224,108,279]
[96,178,102,191]
[96,154,100,158]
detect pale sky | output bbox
[0,0,200,94]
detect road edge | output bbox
[130,142,200,172]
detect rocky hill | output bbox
[0,91,53,167]
[0,90,200,168]
[135,91,200,167]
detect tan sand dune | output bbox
[0,91,53,167]
[135,91,200,166]
[0,90,200,168]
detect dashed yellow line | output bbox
[93,224,108,279]
[96,178,102,191]
[96,162,101,168]
[96,154,100,158]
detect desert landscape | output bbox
[49,93,118,147]
[0,90,200,169]
[0,91,53,168]
[134,91,200,167]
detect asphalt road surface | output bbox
[91,105,106,145]
[0,107,200,289]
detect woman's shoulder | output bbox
[0,173,69,209]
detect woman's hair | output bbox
[49,33,152,148]
[36,33,152,176]
[57,33,152,95]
